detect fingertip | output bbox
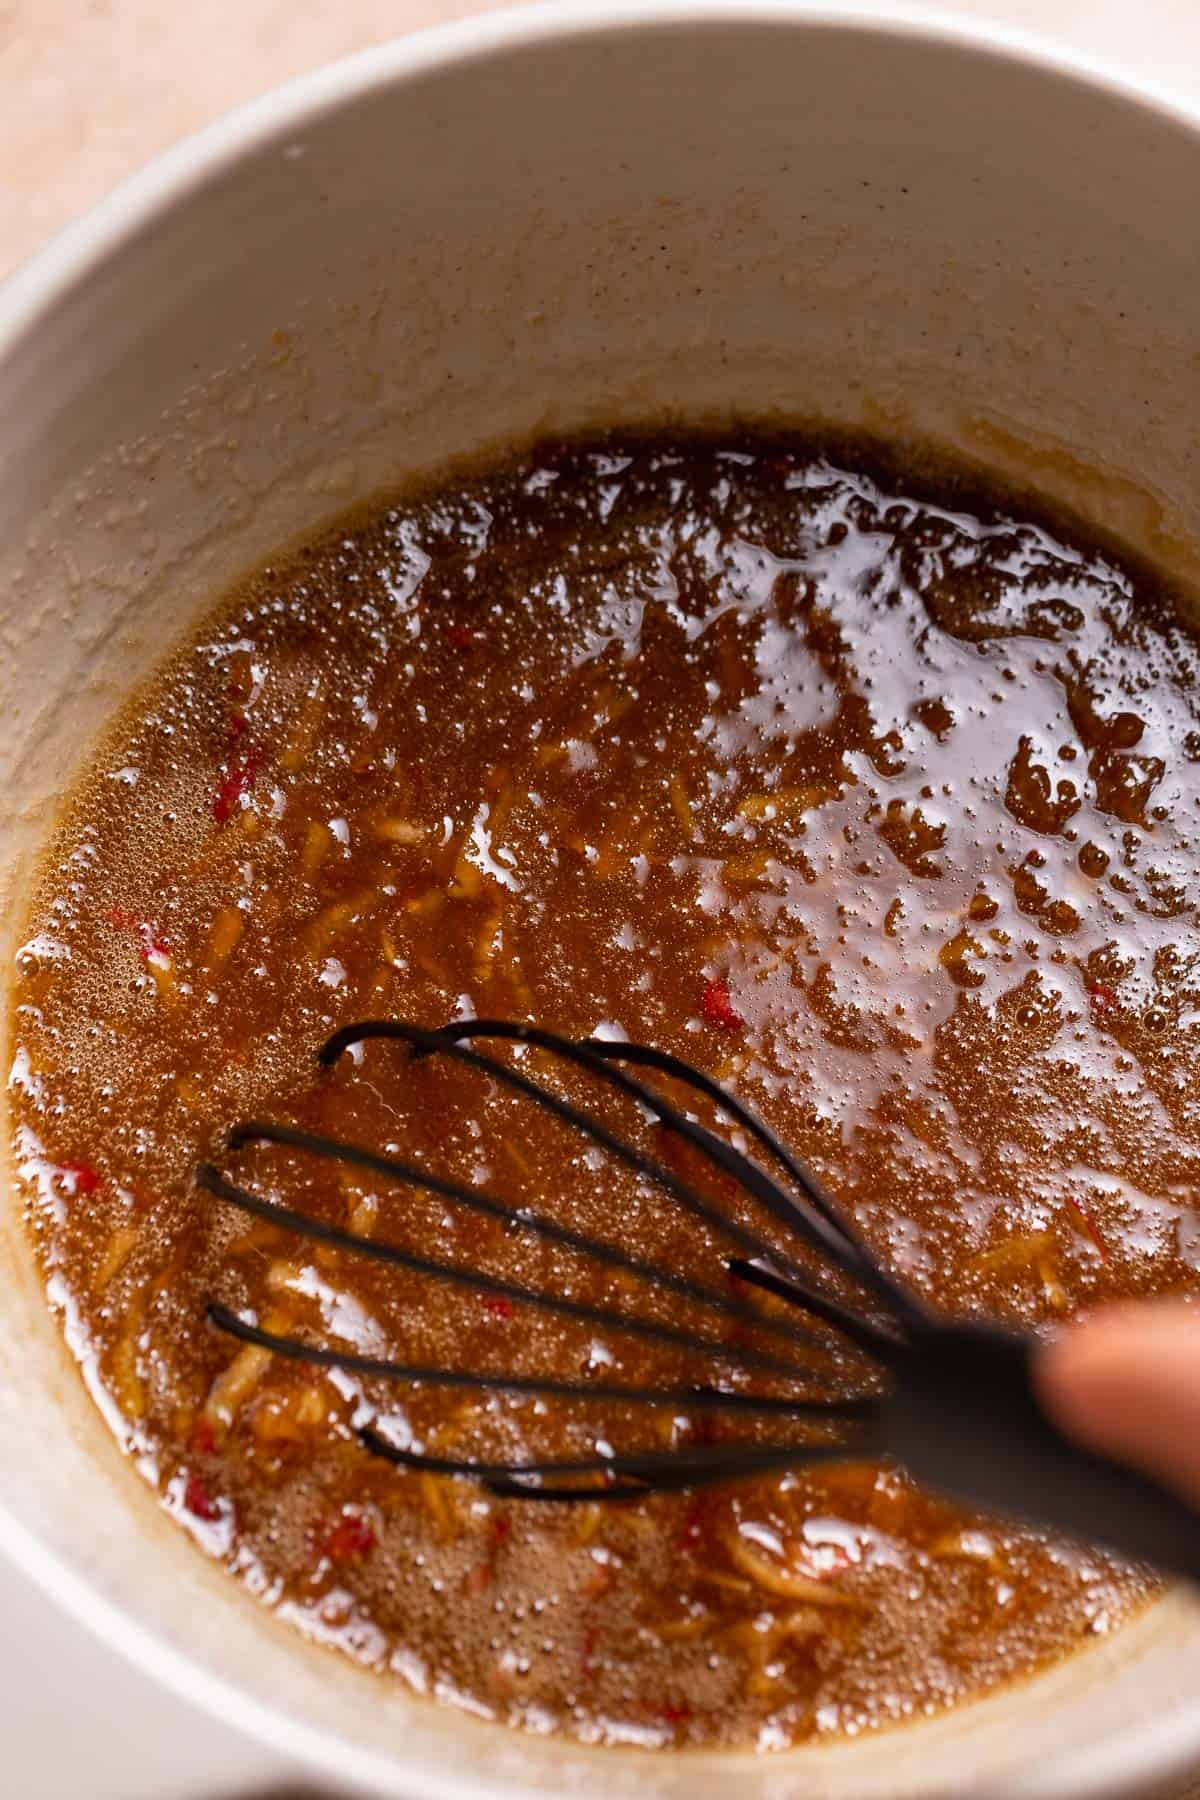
[1033,1307,1128,1452]
[1033,1299,1200,1506]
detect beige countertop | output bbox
[3,2,1200,1796]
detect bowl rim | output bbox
[5,4,1200,1796]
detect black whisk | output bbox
[196,1019,1200,1579]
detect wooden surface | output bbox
[3,1,1200,1795]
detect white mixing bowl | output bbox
[3,5,1200,1795]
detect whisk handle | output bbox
[883,1322,1200,1583]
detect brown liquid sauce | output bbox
[11,434,1200,1749]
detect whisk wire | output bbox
[323,1019,914,1330]
[218,1117,841,1361]
[207,1300,874,1420]
[320,1020,829,1290]
[579,1034,928,1325]
[197,1161,823,1385]
[201,1017,906,1503]
[329,1019,921,1347]
[358,1425,872,1501]
[436,1021,876,1284]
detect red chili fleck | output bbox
[447,624,478,652]
[463,1559,493,1597]
[660,1703,692,1727]
[809,1543,853,1580]
[140,930,171,968]
[488,1515,512,1550]
[107,908,170,966]
[227,709,249,741]
[1087,979,1118,1016]
[581,1560,616,1602]
[321,1509,376,1563]
[54,1161,100,1196]
[484,1294,515,1320]
[183,1472,222,1522]
[1066,1198,1111,1262]
[580,1627,599,1679]
[212,744,265,824]
[701,978,744,1032]
[691,1410,727,1449]
[676,1498,706,1552]
[189,1417,218,1457]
